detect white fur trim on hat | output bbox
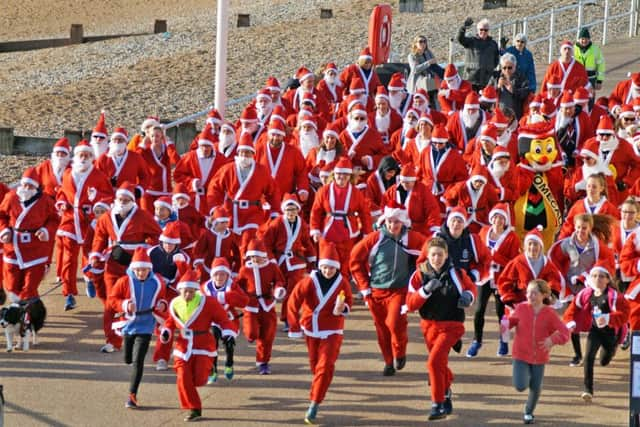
[300,120,318,130]
[20,177,39,188]
[383,206,411,227]
[448,211,467,223]
[172,192,190,202]
[546,82,562,89]
[489,208,509,224]
[74,144,94,155]
[323,129,340,140]
[177,280,200,290]
[116,188,135,201]
[470,174,487,183]
[318,259,341,269]
[399,175,417,182]
[590,265,611,278]
[111,131,128,141]
[334,167,353,174]
[268,128,286,137]
[130,261,153,270]
[246,249,268,258]
[480,135,496,145]
[159,234,181,245]
[211,265,232,276]
[53,146,70,154]
[580,147,598,159]
[281,199,302,211]
[154,199,173,211]
[93,201,110,212]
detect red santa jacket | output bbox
[486,160,519,204]
[382,182,441,236]
[95,150,149,195]
[287,270,353,338]
[0,191,58,269]
[443,180,499,233]
[162,295,236,361]
[255,143,309,200]
[498,254,564,305]
[201,278,249,331]
[258,215,316,272]
[437,80,473,115]
[339,125,387,174]
[339,64,381,97]
[478,226,521,286]
[619,230,640,281]
[446,110,487,152]
[625,280,640,330]
[138,146,175,198]
[365,171,392,218]
[207,162,281,234]
[236,260,286,313]
[173,150,230,214]
[564,165,617,207]
[564,286,629,334]
[609,78,639,108]
[419,143,467,197]
[193,228,241,277]
[316,79,344,117]
[558,196,620,239]
[310,182,372,241]
[369,109,403,145]
[55,166,113,243]
[541,59,590,93]
[402,135,431,168]
[35,159,68,198]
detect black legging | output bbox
[571,333,582,359]
[473,285,505,342]
[124,334,151,394]
[584,326,617,394]
[211,326,234,374]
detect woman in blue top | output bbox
[506,34,537,93]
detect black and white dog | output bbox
[0,298,46,352]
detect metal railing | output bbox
[448,0,639,64]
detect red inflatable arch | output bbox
[368,4,392,65]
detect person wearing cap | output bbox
[310,157,372,279]
[564,140,617,206]
[555,91,596,169]
[234,104,266,145]
[457,17,500,91]
[365,155,400,221]
[90,181,162,353]
[463,122,498,170]
[506,33,537,93]
[388,110,418,164]
[90,111,109,158]
[488,53,530,119]
[407,35,444,101]
[478,85,498,114]
[370,86,403,145]
[335,77,376,118]
[286,95,328,132]
[288,240,353,424]
[263,76,294,117]
[563,262,629,402]
[487,145,519,205]
[437,64,473,116]
[574,27,606,92]
[468,203,521,358]
[56,140,114,310]
[192,206,241,279]
[290,112,321,159]
[339,47,382,98]
[350,202,426,376]
[254,88,275,125]
[316,62,344,121]
[152,197,195,254]
[283,66,330,120]
[609,72,640,117]
[541,40,590,94]
[616,104,639,141]
[0,168,58,303]
[446,92,488,152]
[305,123,346,193]
[160,270,237,422]
[540,74,563,109]
[201,257,249,383]
[258,193,316,331]
[339,103,386,176]
[387,72,413,117]
[216,121,239,160]
[406,236,476,420]
[403,112,434,166]
[35,137,72,199]
[82,199,111,301]
[108,247,168,409]
[235,239,286,374]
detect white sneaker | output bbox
[156,359,168,371]
[100,343,115,353]
[581,391,592,403]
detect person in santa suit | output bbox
[235,239,286,374]
[370,86,403,146]
[174,124,230,215]
[467,203,521,358]
[486,146,519,206]
[187,109,223,153]
[574,87,607,129]
[405,236,476,420]
[139,124,180,213]
[310,157,373,278]
[519,94,544,127]
[389,108,419,162]
[613,198,640,291]
[201,257,249,384]
[336,77,376,118]
[412,88,448,125]
[616,104,639,141]
[443,166,499,234]
[305,123,346,209]
[90,181,162,353]
[609,72,640,117]
[206,137,281,255]
[388,72,413,117]
[234,104,266,146]
[489,108,520,161]
[559,174,619,239]
[478,85,498,115]
[255,88,275,127]
[258,194,316,330]
[289,113,321,159]
[127,116,162,152]
[56,140,113,310]
[418,124,467,210]
[217,121,239,160]
[288,240,353,425]
[365,156,400,221]
[283,66,331,120]
[498,226,564,307]
[107,247,168,409]
[255,120,310,205]
[446,92,488,152]
[555,91,595,169]
[351,203,425,376]
[316,62,344,121]
[192,206,241,280]
[564,140,617,207]
[463,122,499,169]
[90,111,110,159]
[172,183,205,244]
[152,196,195,255]
[159,270,237,422]
[339,103,387,178]
[264,76,294,117]
[541,40,590,94]
[381,164,441,236]
[36,137,72,199]
[437,63,473,116]
[339,47,381,97]
[0,168,58,302]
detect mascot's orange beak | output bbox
[538,155,548,164]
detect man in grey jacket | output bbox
[457,17,500,91]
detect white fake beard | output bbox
[389,93,404,110]
[91,140,108,158]
[496,129,512,147]
[219,134,236,154]
[582,161,610,179]
[490,161,509,179]
[375,112,391,133]
[112,200,134,215]
[598,135,619,152]
[51,155,70,172]
[324,75,336,86]
[403,119,416,133]
[235,156,254,169]
[16,186,36,202]
[446,76,461,90]
[256,103,272,118]
[555,113,572,131]
[108,142,127,157]
[299,131,319,158]
[348,118,366,133]
[317,148,336,164]
[461,109,479,128]
[72,158,92,174]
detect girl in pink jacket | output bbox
[501,279,570,424]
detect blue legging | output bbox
[512,359,545,415]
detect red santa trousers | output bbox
[103,262,126,349]
[368,288,409,365]
[280,269,307,322]
[55,235,64,279]
[175,355,212,410]
[3,263,46,300]
[421,319,465,403]
[59,236,85,297]
[333,239,354,279]
[154,287,178,362]
[244,309,277,364]
[306,334,343,404]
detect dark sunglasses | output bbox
[418,39,427,44]
[353,117,367,121]
[479,28,489,32]
[623,117,636,121]
[502,66,513,70]
[515,40,525,43]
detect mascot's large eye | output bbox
[546,144,553,153]
[535,146,542,154]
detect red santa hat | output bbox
[546,74,562,89]
[374,86,389,102]
[220,120,236,134]
[265,76,281,92]
[92,111,108,138]
[382,200,411,227]
[206,108,223,125]
[53,137,71,155]
[580,138,600,160]
[92,198,111,213]
[268,119,286,137]
[431,124,449,143]
[246,239,268,258]
[469,165,488,184]
[559,91,575,108]
[588,260,613,288]
[154,196,173,212]
[237,133,256,153]
[20,167,40,188]
[490,108,509,129]
[323,122,341,140]
[177,270,200,290]
[524,225,544,247]
[324,63,338,74]
[256,88,272,102]
[489,202,511,227]
[197,123,216,146]
[541,99,557,118]
[212,206,231,225]
[130,247,153,270]
[358,47,373,61]
[296,66,314,83]
[399,163,417,182]
[74,139,93,155]
[597,96,611,110]
[301,92,317,108]
[447,206,467,224]
[210,257,232,276]
[349,77,366,95]
[281,193,302,211]
[318,240,341,269]
[596,115,615,135]
[350,103,367,118]
[405,108,420,120]
[464,92,480,109]
[444,64,458,79]
[491,145,511,161]
[270,105,287,124]
[160,221,181,245]
[334,157,353,174]
[111,127,129,141]
[560,39,573,51]
[480,85,498,103]
[345,93,362,112]
[240,105,258,122]
[141,116,160,132]
[632,72,640,88]
[319,162,333,179]
[116,181,136,201]
[619,104,636,119]
[573,87,591,104]
[529,94,543,108]
[300,116,318,130]
[413,89,428,102]
[479,123,498,145]
[172,184,190,205]
[417,111,434,127]
[388,72,406,91]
